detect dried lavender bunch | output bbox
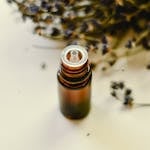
[8,0,150,68]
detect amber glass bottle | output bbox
[57,45,92,119]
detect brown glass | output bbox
[57,60,92,119]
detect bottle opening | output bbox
[70,50,80,63]
[61,45,88,68]
[66,50,83,64]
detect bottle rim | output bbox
[61,45,88,68]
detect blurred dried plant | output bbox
[7,0,150,69]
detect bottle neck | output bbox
[58,60,92,88]
[61,60,89,78]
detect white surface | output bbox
[1,1,150,150]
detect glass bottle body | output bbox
[57,69,92,119]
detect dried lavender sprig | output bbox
[110,81,150,109]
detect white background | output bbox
[1,1,150,150]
